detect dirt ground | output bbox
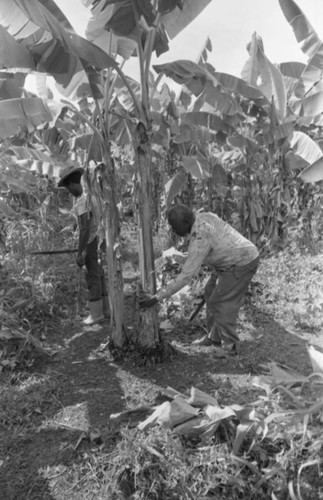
[0,280,322,499]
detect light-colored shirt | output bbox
[74,193,101,244]
[157,212,259,301]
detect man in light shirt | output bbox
[58,165,108,325]
[139,204,259,356]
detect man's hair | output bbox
[167,204,194,235]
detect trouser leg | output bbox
[85,237,103,302]
[205,272,221,343]
[98,239,108,298]
[205,257,259,351]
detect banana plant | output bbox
[0,0,130,347]
[152,3,323,242]
[0,0,213,351]
[278,0,323,182]
[82,0,213,349]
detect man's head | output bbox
[58,165,84,197]
[167,204,195,237]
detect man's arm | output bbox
[156,234,210,301]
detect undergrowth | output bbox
[39,395,323,500]
[1,208,323,499]
[255,248,323,334]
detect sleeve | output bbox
[156,232,210,301]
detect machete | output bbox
[29,249,78,255]
[189,297,205,321]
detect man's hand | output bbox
[76,252,85,268]
[138,292,159,309]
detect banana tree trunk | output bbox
[134,122,160,347]
[99,152,127,347]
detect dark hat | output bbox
[57,165,84,187]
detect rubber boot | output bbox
[83,299,104,326]
[102,295,110,318]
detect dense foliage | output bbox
[1,1,323,498]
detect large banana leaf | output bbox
[0,0,117,97]
[2,145,75,180]
[297,114,323,127]
[279,0,323,97]
[192,82,243,116]
[227,135,260,154]
[278,61,306,79]
[292,90,323,117]
[164,172,188,205]
[0,98,52,138]
[84,0,138,59]
[283,151,308,171]
[83,0,212,58]
[84,0,169,58]
[0,154,38,193]
[180,112,233,135]
[0,73,26,99]
[182,154,210,179]
[160,0,213,40]
[242,33,264,87]
[14,0,117,69]
[153,60,212,94]
[113,74,142,114]
[0,25,34,70]
[299,156,323,183]
[154,60,243,116]
[259,121,295,146]
[215,148,244,167]
[242,33,286,122]
[285,131,323,168]
[277,61,306,97]
[213,72,270,107]
[0,24,31,98]
[172,125,217,147]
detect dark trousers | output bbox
[84,237,107,302]
[205,257,259,351]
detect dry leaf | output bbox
[188,387,220,408]
[307,345,323,374]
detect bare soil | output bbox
[0,280,322,499]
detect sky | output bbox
[54,0,323,80]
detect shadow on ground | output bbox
[0,321,125,500]
[1,302,321,499]
[111,304,317,406]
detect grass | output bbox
[255,249,323,333]
[37,397,323,500]
[0,372,60,429]
[1,217,323,499]
[48,248,323,500]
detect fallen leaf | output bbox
[307,345,323,374]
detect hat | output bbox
[57,165,84,187]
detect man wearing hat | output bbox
[58,165,109,325]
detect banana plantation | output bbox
[1,1,323,499]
